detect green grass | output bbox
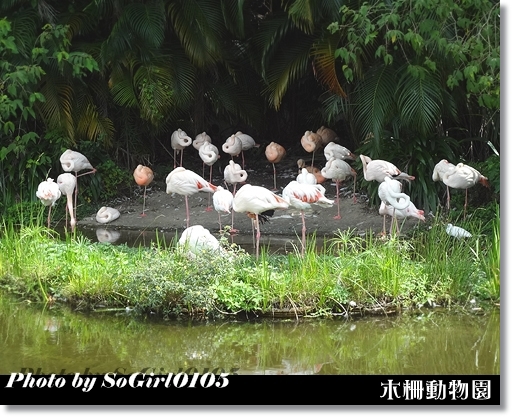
[0,207,500,319]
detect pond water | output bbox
[0,295,500,375]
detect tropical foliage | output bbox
[0,0,500,216]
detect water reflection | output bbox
[0,296,500,375]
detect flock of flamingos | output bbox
[36,127,488,257]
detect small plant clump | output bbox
[0,204,500,320]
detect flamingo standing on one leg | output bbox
[165,167,217,228]
[440,162,489,218]
[212,186,234,232]
[282,180,334,255]
[360,154,415,183]
[171,128,192,168]
[59,149,96,220]
[232,184,289,259]
[193,132,212,178]
[133,165,154,216]
[36,178,62,228]
[321,158,357,219]
[323,142,356,161]
[57,173,77,232]
[235,131,259,169]
[265,142,286,191]
[222,134,243,163]
[223,160,247,234]
[198,142,220,211]
[300,130,323,168]
[316,126,339,148]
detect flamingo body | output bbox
[222,134,243,158]
[193,132,212,151]
[297,159,326,184]
[178,225,222,255]
[316,126,339,147]
[60,149,96,174]
[224,160,248,193]
[321,158,357,217]
[57,173,77,231]
[213,186,234,231]
[265,142,287,190]
[296,168,317,185]
[96,206,121,224]
[323,142,356,161]
[199,142,220,166]
[360,154,415,183]
[36,178,62,228]
[171,128,192,167]
[133,165,154,216]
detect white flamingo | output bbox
[232,184,289,259]
[323,142,356,161]
[192,132,212,151]
[377,177,411,235]
[36,178,61,228]
[165,167,217,228]
[212,186,234,232]
[379,199,425,235]
[224,160,247,196]
[282,180,334,255]
[60,149,96,220]
[360,154,415,183]
[96,207,120,224]
[222,134,243,162]
[178,225,222,257]
[235,131,259,169]
[56,173,77,231]
[321,158,357,218]
[198,142,220,211]
[300,130,323,168]
[171,128,192,168]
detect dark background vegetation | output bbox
[0,0,500,221]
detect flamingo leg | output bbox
[241,151,245,170]
[334,180,341,219]
[301,211,306,256]
[47,206,52,228]
[382,213,387,236]
[218,212,222,232]
[255,214,261,259]
[311,151,315,169]
[446,186,451,210]
[180,151,184,167]
[464,189,468,219]
[74,172,78,220]
[141,185,148,217]
[272,163,277,191]
[173,150,177,169]
[185,195,190,228]
[206,166,213,212]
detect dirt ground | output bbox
[77,151,423,246]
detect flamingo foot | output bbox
[140,213,147,217]
[352,196,357,204]
[333,215,341,220]
[205,206,213,212]
[229,228,240,235]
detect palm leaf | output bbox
[311,32,347,98]
[396,65,442,136]
[352,64,396,150]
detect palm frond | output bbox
[311,32,347,98]
[397,65,442,136]
[352,64,396,149]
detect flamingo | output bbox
[96,228,121,244]
[36,178,62,228]
[198,142,220,211]
[95,207,121,224]
[377,177,411,235]
[282,180,334,255]
[232,184,289,259]
[178,225,222,257]
[165,167,217,228]
[192,132,212,151]
[212,186,234,232]
[316,126,339,147]
[235,131,259,169]
[360,154,415,183]
[440,162,489,218]
[379,199,425,235]
[321,158,357,218]
[56,173,77,231]
[296,167,317,185]
[432,159,456,208]
[59,149,96,220]
[265,142,286,190]
[222,134,243,162]
[323,142,356,161]
[133,165,154,216]
[446,223,472,239]
[297,159,326,184]
[223,160,247,196]
[171,128,192,168]
[300,130,323,168]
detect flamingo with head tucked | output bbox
[265,142,286,190]
[171,128,192,168]
[165,167,217,228]
[321,158,357,218]
[213,185,234,232]
[360,154,415,183]
[316,126,339,147]
[232,184,289,259]
[297,159,326,184]
[301,131,323,168]
[377,177,411,235]
[379,199,425,235]
[235,131,259,169]
[222,134,243,162]
[198,142,220,211]
[282,180,334,255]
[36,178,61,228]
[133,165,154,216]
[96,207,121,224]
[324,142,356,161]
[60,149,96,220]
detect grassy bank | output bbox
[0,208,500,319]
